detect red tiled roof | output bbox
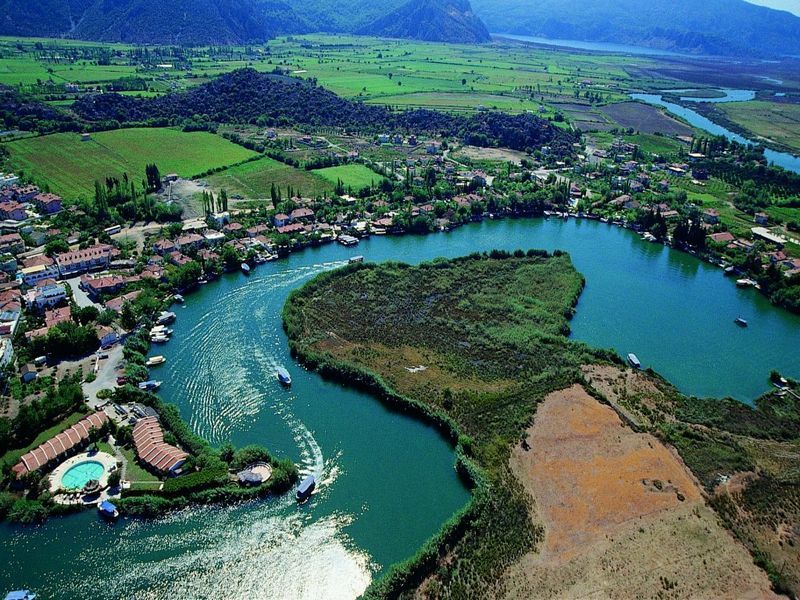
[12,412,108,476]
[132,416,188,473]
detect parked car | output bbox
[116,376,127,385]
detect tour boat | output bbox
[241,262,251,274]
[146,356,166,367]
[734,317,748,328]
[296,474,316,502]
[138,380,162,391]
[627,353,642,369]
[349,255,364,264]
[157,311,177,324]
[276,367,292,386]
[151,335,169,344]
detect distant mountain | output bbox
[472,0,800,57]
[357,0,490,43]
[0,0,308,44]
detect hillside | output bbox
[357,0,490,43]
[474,0,800,57]
[70,69,574,152]
[0,0,308,44]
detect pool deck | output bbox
[48,450,118,498]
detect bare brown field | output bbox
[600,102,693,136]
[502,384,778,599]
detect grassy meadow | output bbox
[205,156,335,200]
[313,164,387,189]
[4,128,257,198]
[718,100,800,154]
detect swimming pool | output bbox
[61,461,105,490]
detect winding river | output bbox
[3,217,800,599]
[631,91,800,173]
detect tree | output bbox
[120,302,137,331]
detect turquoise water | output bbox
[2,217,800,598]
[630,92,800,173]
[60,461,105,490]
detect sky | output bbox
[745,0,800,15]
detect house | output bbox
[754,212,769,226]
[0,233,24,255]
[80,275,128,299]
[0,201,26,221]
[45,305,71,328]
[246,224,269,238]
[175,233,204,251]
[273,213,291,227]
[290,207,315,222]
[692,168,709,181]
[210,211,230,227]
[25,283,67,310]
[658,180,670,192]
[105,290,142,312]
[277,223,305,235]
[223,222,243,235]
[702,209,720,225]
[752,227,785,249]
[20,255,59,286]
[153,239,177,255]
[20,363,37,383]
[629,181,645,194]
[167,251,193,266]
[204,230,225,245]
[610,194,631,208]
[33,192,62,214]
[96,325,119,347]
[708,231,735,244]
[55,245,112,277]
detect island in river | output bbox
[284,251,800,598]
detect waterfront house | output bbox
[246,224,269,238]
[132,416,188,474]
[96,325,119,347]
[277,223,305,235]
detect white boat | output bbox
[157,311,177,324]
[151,335,170,343]
[349,255,364,264]
[736,278,756,287]
[146,356,166,366]
[241,263,251,274]
[627,353,642,369]
[173,294,185,303]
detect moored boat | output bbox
[146,355,166,367]
[241,262,251,274]
[98,500,119,519]
[276,367,291,386]
[151,335,169,344]
[349,255,364,264]
[138,380,162,391]
[627,353,642,369]
[296,474,316,502]
[157,311,177,324]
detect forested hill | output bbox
[0,0,309,44]
[71,69,573,152]
[473,0,800,57]
[0,0,489,44]
[357,0,491,43]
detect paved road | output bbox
[84,343,125,408]
[65,277,97,309]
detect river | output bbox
[630,91,800,173]
[3,217,800,599]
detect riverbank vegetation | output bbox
[284,253,800,597]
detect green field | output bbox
[205,156,335,200]
[313,164,386,189]
[718,100,800,154]
[4,128,257,199]
[366,91,541,113]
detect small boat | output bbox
[241,262,251,274]
[276,367,292,386]
[627,353,642,369]
[734,317,748,328]
[146,355,166,367]
[736,278,756,287]
[349,255,364,264]
[138,380,162,391]
[151,335,170,344]
[173,294,185,303]
[98,500,119,519]
[157,311,177,324]
[296,474,316,502]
